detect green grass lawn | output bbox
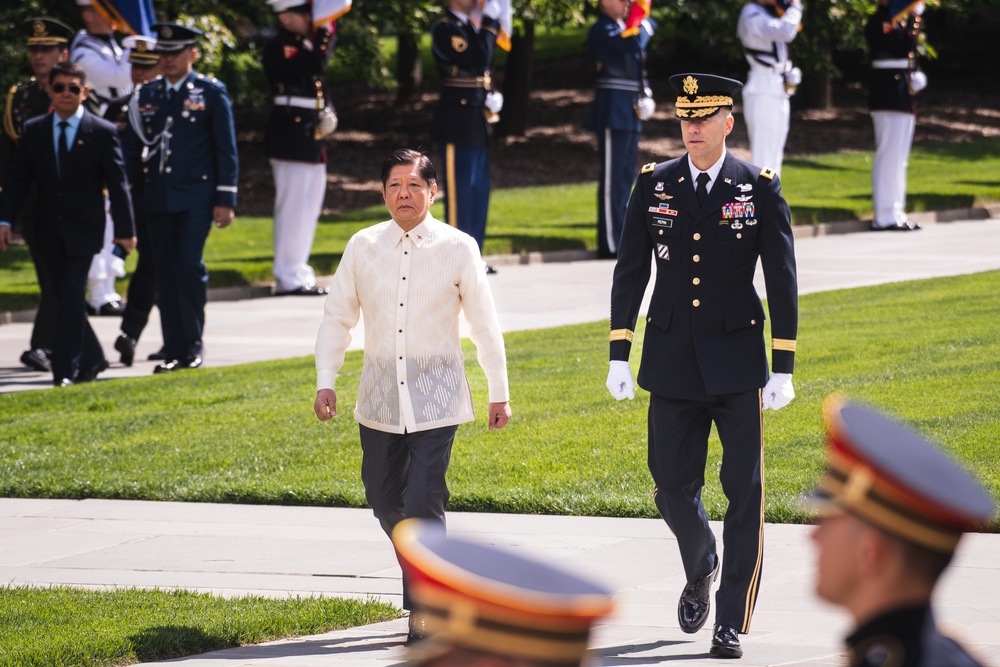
[1,138,998,312]
[2,271,998,524]
[0,586,397,667]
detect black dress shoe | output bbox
[485,264,498,275]
[870,221,921,232]
[153,355,202,374]
[75,359,110,383]
[276,285,328,296]
[710,624,742,659]
[20,348,52,372]
[88,301,125,316]
[54,378,73,387]
[147,347,167,361]
[678,555,720,634]
[114,333,137,366]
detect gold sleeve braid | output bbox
[3,84,20,142]
[609,329,634,343]
[772,339,796,352]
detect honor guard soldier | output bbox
[392,519,614,665]
[866,0,926,231]
[737,0,803,176]
[810,395,995,667]
[0,17,73,374]
[104,36,161,367]
[586,0,656,260]
[431,0,504,270]
[123,22,239,374]
[606,73,798,658]
[72,0,133,116]
[264,0,336,296]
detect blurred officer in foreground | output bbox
[124,23,239,374]
[393,518,614,664]
[105,36,161,367]
[1,18,72,374]
[810,395,995,666]
[264,0,336,297]
[866,0,925,232]
[431,0,503,271]
[606,73,798,658]
[737,0,802,176]
[586,0,656,260]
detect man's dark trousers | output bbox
[120,200,156,342]
[49,240,106,381]
[359,423,458,609]
[647,389,764,634]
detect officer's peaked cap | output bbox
[151,23,202,53]
[669,72,742,120]
[23,18,74,47]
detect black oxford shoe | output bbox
[54,378,73,387]
[114,333,137,366]
[153,355,202,374]
[276,285,328,296]
[147,347,167,361]
[870,220,921,232]
[88,300,125,316]
[678,555,720,634]
[20,348,52,372]
[710,624,742,659]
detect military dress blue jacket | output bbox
[585,14,654,133]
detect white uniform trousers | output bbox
[87,204,125,309]
[870,111,916,228]
[270,159,327,293]
[742,67,790,175]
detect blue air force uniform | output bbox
[124,24,238,368]
[586,13,654,259]
[609,74,797,646]
[431,9,500,251]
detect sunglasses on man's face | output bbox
[52,83,83,95]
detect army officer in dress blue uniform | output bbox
[431,0,503,267]
[606,73,798,659]
[586,0,655,259]
[124,23,239,374]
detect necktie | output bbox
[166,86,172,102]
[696,171,710,207]
[58,120,70,178]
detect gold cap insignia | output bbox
[161,26,173,38]
[682,76,698,96]
[137,41,147,52]
[33,20,46,36]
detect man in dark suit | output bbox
[586,0,655,259]
[430,0,502,270]
[0,61,135,386]
[605,73,798,658]
[123,23,239,374]
[1,18,73,374]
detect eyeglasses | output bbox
[52,83,83,95]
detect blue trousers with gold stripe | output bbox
[596,126,639,259]
[439,143,491,250]
[647,389,764,634]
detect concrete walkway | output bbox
[2,215,999,665]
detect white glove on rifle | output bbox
[762,373,795,411]
[606,360,635,401]
[485,91,504,114]
[482,0,501,20]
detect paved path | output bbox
[2,217,999,665]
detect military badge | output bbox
[651,218,673,228]
[734,194,752,202]
[736,183,752,192]
[731,221,744,230]
[654,193,673,201]
[722,202,755,218]
[452,36,468,52]
[746,219,758,226]
[283,45,299,59]
[655,181,664,191]
[656,243,670,260]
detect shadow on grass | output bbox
[131,625,229,661]
[789,206,859,225]
[489,234,590,254]
[782,157,862,172]
[915,138,1000,161]
[908,192,976,211]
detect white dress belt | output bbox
[872,58,910,69]
[273,95,319,109]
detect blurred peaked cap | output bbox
[392,519,615,666]
[24,17,74,46]
[889,0,923,19]
[814,394,995,553]
[76,0,92,5]
[669,72,742,120]
[123,35,160,64]
[151,23,202,53]
[267,0,312,13]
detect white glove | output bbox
[635,96,655,121]
[485,91,504,114]
[606,360,635,401]
[316,106,338,137]
[913,2,925,15]
[482,0,501,20]
[909,70,928,93]
[762,373,795,411]
[785,66,802,87]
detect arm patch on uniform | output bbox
[641,162,656,174]
[760,167,776,180]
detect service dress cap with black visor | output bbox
[813,394,995,554]
[392,519,615,665]
[123,35,159,66]
[24,18,74,47]
[266,0,311,12]
[151,23,202,53]
[669,72,743,120]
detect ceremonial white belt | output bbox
[597,78,641,92]
[273,95,319,109]
[872,59,910,69]
[746,57,789,73]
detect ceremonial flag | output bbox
[91,0,156,36]
[621,0,651,38]
[472,0,514,52]
[314,0,352,30]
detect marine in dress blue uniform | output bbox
[431,0,501,256]
[124,23,239,373]
[585,1,655,259]
[866,0,925,231]
[1,18,73,373]
[811,396,995,667]
[264,0,335,296]
[607,74,798,658]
